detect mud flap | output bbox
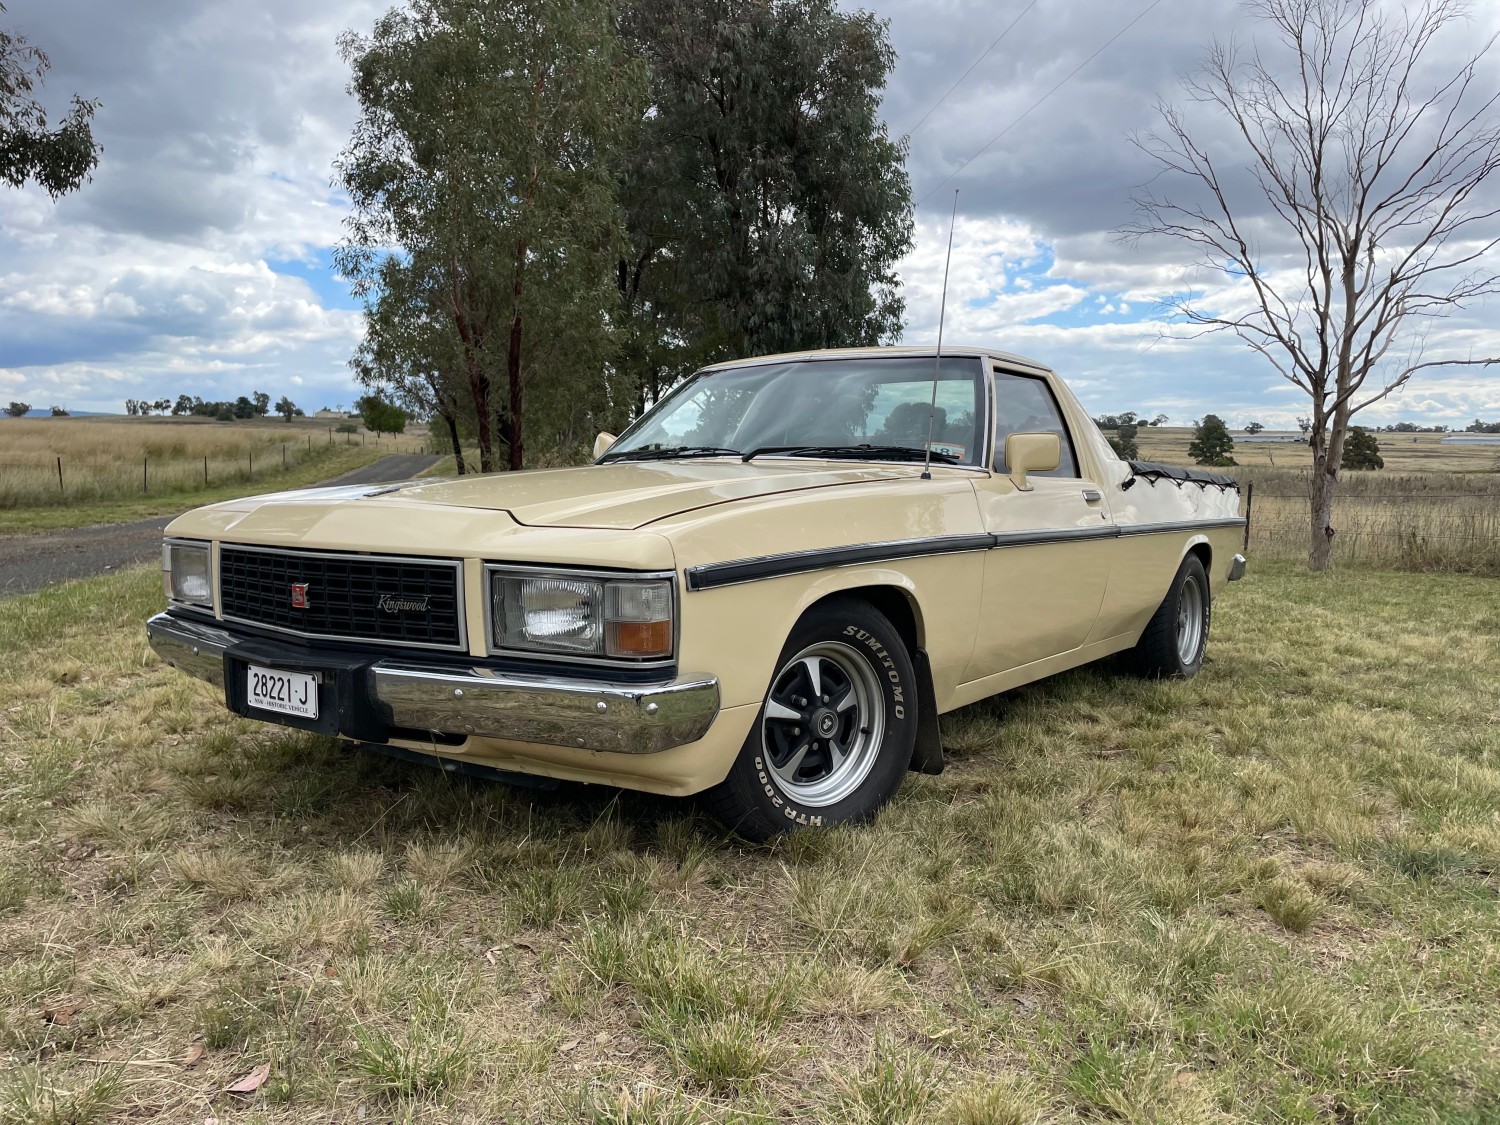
[908,648,944,775]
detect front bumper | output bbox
[145,611,720,755]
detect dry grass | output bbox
[2,562,1498,1121]
[0,417,430,511]
[1128,427,1500,574]
[1133,425,1500,474]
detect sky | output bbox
[2,0,1498,428]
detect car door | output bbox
[963,367,1116,682]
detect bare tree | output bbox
[1125,0,1500,569]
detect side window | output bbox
[992,371,1080,477]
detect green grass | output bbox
[1,562,1497,1122]
[0,443,413,534]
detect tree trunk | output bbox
[1308,458,1336,571]
[1308,404,1352,571]
[442,409,465,475]
[506,237,526,471]
[451,300,494,474]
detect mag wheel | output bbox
[706,598,917,841]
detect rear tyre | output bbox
[1125,553,1210,679]
[705,598,917,841]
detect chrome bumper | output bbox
[1228,553,1247,581]
[145,612,720,755]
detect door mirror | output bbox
[1005,432,1061,491]
[593,432,617,460]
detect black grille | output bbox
[219,546,464,650]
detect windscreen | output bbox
[604,356,986,465]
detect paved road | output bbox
[0,454,441,599]
[318,453,440,487]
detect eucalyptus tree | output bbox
[1126,0,1500,570]
[0,2,99,197]
[335,0,643,471]
[616,0,913,410]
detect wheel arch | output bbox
[796,581,943,776]
[1184,536,1213,579]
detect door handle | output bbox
[1082,488,1103,502]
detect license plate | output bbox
[246,664,319,719]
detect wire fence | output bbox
[1245,483,1500,573]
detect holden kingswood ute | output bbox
[148,346,1246,838]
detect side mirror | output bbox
[593,432,617,460]
[1005,432,1061,491]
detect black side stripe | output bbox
[685,534,993,592]
[1117,518,1247,537]
[684,517,1246,591]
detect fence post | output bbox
[143,455,148,494]
[204,456,208,486]
[1243,481,1254,552]
[282,444,286,468]
[249,450,253,478]
[57,455,63,495]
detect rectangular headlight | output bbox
[491,572,673,660]
[162,540,212,607]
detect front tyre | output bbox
[1125,552,1210,679]
[706,598,918,841]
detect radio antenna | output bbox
[921,189,960,481]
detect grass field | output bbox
[0,416,430,507]
[1115,427,1500,575]
[2,562,1497,1123]
[0,418,430,534]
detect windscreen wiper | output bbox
[741,444,959,464]
[599,445,740,463]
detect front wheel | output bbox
[1125,553,1210,679]
[705,598,918,841]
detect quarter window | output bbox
[992,371,1079,477]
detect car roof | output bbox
[700,345,1053,375]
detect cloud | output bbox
[883,0,1500,425]
[0,0,1497,425]
[0,0,378,412]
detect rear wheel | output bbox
[706,598,917,841]
[1125,553,1210,678]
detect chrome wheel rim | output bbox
[759,641,884,808]
[1176,574,1205,665]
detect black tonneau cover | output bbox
[1123,460,1239,492]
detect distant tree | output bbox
[1107,422,1140,460]
[356,392,407,435]
[0,2,100,198]
[1341,426,1384,470]
[231,396,254,420]
[1244,421,1264,435]
[173,394,194,416]
[49,405,67,416]
[275,395,301,422]
[1151,413,1169,426]
[1466,418,1500,433]
[1126,0,1500,570]
[152,397,171,415]
[123,398,138,416]
[251,391,270,416]
[1297,417,1312,436]
[1189,414,1236,466]
[4,401,29,417]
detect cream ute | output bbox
[148,346,1246,839]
